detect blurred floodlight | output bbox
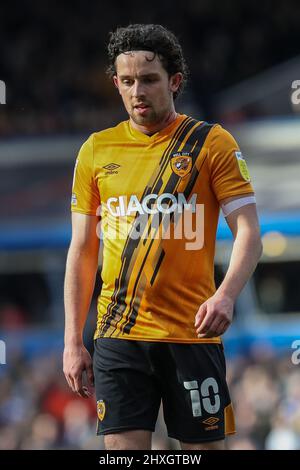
[262,231,287,257]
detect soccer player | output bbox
[63,24,262,450]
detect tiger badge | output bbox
[97,400,106,421]
[170,152,192,178]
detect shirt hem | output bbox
[94,332,221,344]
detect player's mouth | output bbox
[134,103,150,115]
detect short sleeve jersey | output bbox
[71,114,254,343]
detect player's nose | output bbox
[132,80,146,98]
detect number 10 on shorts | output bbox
[184,378,220,417]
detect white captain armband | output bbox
[221,196,256,217]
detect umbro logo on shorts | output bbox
[202,417,219,426]
[202,416,219,431]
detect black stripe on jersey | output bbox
[98,117,192,336]
[184,123,215,199]
[150,249,165,286]
[115,119,201,336]
[98,117,193,337]
[149,118,196,197]
[140,117,196,203]
[169,122,215,224]
[120,121,215,335]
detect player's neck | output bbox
[130,110,178,136]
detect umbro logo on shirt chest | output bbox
[103,163,121,175]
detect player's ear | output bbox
[169,72,183,93]
[113,76,121,94]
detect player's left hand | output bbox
[194,292,234,338]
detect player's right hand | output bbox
[63,344,95,399]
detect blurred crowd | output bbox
[1,0,300,135]
[227,349,300,450]
[1,346,300,450]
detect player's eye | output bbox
[143,77,156,84]
[122,79,133,86]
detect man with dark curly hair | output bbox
[63,24,262,450]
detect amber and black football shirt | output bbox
[71,114,254,343]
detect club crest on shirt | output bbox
[235,151,251,182]
[97,400,106,421]
[170,152,192,177]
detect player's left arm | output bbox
[195,195,263,338]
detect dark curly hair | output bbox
[107,24,189,100]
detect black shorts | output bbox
[93,338,235,443]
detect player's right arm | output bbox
[63,212,100,398]
[63,134,101,398]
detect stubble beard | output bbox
[131,105,167,127]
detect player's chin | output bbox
[132,109,155,123]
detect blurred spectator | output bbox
[1,0,300,135]
[20,413,60,450]
[63,400,95,449]
[265,425,300,450]
[0,302,27,330]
